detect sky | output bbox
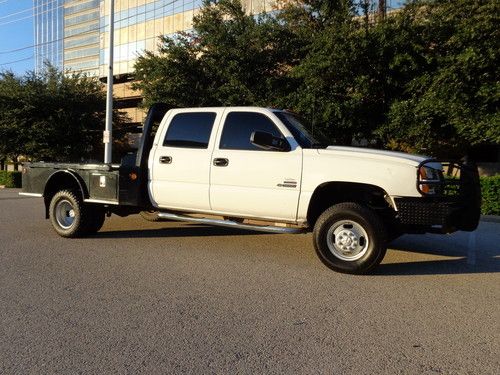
[0,0,36,75]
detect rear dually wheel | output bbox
[49,190,89,238]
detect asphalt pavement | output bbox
[1,189,499,374]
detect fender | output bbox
[43,170,89,218]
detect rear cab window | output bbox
[163,112,217,149]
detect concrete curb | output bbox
[481,215,500,223]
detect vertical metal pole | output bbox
[104,0,115,164]
[33,1,37,73]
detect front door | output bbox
[210,110,302,221]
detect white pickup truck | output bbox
[21,105,481,274]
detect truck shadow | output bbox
[374,233,500,276]
[93,223,275,238]
[374,257,500,275]
[94,221,500,275]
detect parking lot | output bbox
[1,188,499,374]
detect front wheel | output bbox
[313,202,387,274]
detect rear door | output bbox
[150,109,222,211]
[209,109,303,221]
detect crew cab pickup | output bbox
[21,105,481,274]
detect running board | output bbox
[157,212,305,234]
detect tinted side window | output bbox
[163,112,216,148]
[219,112,284,150]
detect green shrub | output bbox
[0,171,22,188]
[480,175,500,216]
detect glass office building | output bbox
[34,0,65,73]
[99,0,275,123]
[63,0,101,75]
[99,0,275,77]
[34,0,100,75]
[34,0,275,123]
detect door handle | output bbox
[159,156,172,164]
[213,158,229,167]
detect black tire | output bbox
[85,206,106,234]
[49,190,89,238]
[313,202,387,274]
[139,210,163,222]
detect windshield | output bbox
[274,111,323,149]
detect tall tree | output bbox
[376,0,500,157]
[133,0,300,109]
[133,0,499,157]
[282,0,383,144]
[0,71,28,168]
[0,66,128,163]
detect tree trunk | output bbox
[378,0,386,20]
[362,0,370,31]
[12,155,19,171]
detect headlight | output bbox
[418,165,441,195]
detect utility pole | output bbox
[104,0,114,164]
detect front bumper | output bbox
[394,159,481,233]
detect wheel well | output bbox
[43,171,87,218]
[307,182,394,227]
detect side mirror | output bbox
[250,131,290,152]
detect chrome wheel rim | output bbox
[55,199,76,229]
[326,220,369,261]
